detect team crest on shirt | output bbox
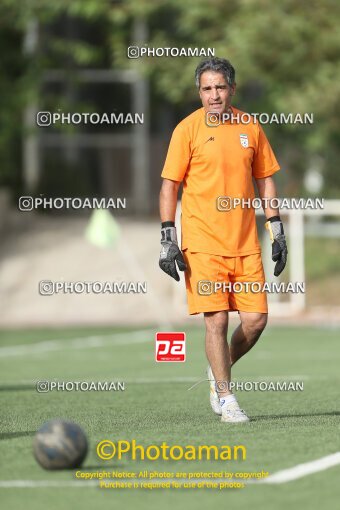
[240,133,249,148]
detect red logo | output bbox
[155,332,186,362]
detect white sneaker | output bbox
[207,366,222,416]
[221,401,250,423]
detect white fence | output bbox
[174,199,340,317]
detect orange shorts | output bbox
[183,250,268,315]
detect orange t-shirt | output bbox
[161,106,280,256]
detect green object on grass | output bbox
[85,208,120,248]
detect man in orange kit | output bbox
[159,57,288,423]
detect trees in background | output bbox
[0,0,339,198]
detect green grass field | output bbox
[0,324,339,510]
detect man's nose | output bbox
[210,87,220,100]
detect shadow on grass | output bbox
[0,431,36,440]
[251,411,340,421]
[0,385,35,392]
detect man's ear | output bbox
[230,83,236,96]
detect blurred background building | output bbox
[0,0,339,326]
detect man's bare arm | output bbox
[159,178,181,223]
[255,176,279,218]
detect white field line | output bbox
[0,480,98,488]
[257,452,340,484]
[1,453,340,488]
[0,329,154,358]
[0,377,199,386]
[0,375,310,387]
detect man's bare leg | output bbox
[204,310,231,397]
[205,310,250,422]
[230,311,268,366]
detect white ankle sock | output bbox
[219,394,237,407]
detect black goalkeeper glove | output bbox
[159,222,187,282]
[265,216,288,277]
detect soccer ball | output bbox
[33,419,88,470]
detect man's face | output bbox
[198,71,236,114]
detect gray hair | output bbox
[195,57,236,88]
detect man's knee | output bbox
[241,313,267,337]
[204,311,228,336]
